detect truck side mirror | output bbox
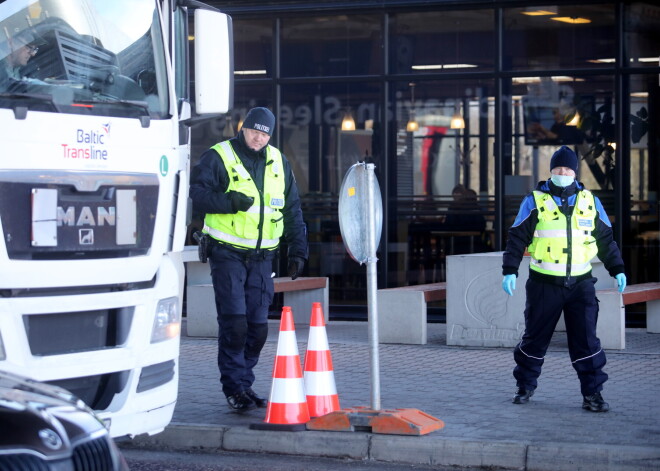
[193,9,233,114]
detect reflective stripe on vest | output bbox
[528,190,598,277]
[530,259,593,275]
[203,141,285,250]
[203,224,280,248]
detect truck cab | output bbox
[0,0,232,438]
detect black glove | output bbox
[288,256,305,280]
[229,191,254,213]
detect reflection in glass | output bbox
[389,9,494,74]
[233,18,272,78]
[281,14,381,77]
[503,5,615,71]
[625,3,660,67]
[0,0,168,117]
[627,74,658,284]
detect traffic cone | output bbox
[304,302,340,417]
[251,306,310,431]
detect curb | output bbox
[122,422,660,471]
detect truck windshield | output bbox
[0,0,169,118]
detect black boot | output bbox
[245,388,268,408]
[226,391,256,411]
[582,392,609,412]
[512,387,534,404]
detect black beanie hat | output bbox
[241,107,275,136]
[550,146,578,173]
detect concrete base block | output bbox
[647,299,660,334]
[446,253,524,348]
[186,284,218,337]
[377,289,427,344]
[446,252,619,348]
[595,290,625,349]
[285,286,329,326]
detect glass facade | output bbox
[194,1,660,321]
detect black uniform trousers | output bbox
[514,276,608,396]
[209,246,274,397]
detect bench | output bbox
[182,246,329,337]
[595,282,660,350]
[377,283,447,345]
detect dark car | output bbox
[0,369,128,471]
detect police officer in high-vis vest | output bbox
[502,146,626,413]
[190,107,308,411]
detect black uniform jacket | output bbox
[189,131,308,261]
[502,179,625,286]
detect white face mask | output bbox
[550,174,575,187]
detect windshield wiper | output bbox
[0,92,58,119]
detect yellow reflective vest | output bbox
[528,189,598,277]
[203,140,285,250]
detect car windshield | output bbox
[0,0,169,118]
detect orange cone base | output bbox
[306,406,445,436]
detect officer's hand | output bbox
[229,191,254,212]
[288,256,305,280]
[615,273,627,293]
[502,274,516,296]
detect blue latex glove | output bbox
[502,274,516,296]
[615,273,627,293]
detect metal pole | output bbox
[365,163,381,410]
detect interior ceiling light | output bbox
[412,64,477,70]
[341,110,356,131]
[406,119,419,132]
[512,76,584,84]
[588,58,616,64]
[235,70,267,75]
[450,110,465,130]
[551,17,592,24]
[521,10,557,16]
[442,64,478,69]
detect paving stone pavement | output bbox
[130,321,660,470]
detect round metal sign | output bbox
[338,162,382,264]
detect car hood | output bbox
[0,369,106,457]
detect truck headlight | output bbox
[151,297,181,343]
[0,331,5,360]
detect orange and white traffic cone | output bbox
[252,306,310,431]
[303,302,340,417]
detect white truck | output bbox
[0,0,232,437]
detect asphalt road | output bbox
[121,448,453,471]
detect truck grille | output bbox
[48,372,129,411]
[24,308,133,356]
